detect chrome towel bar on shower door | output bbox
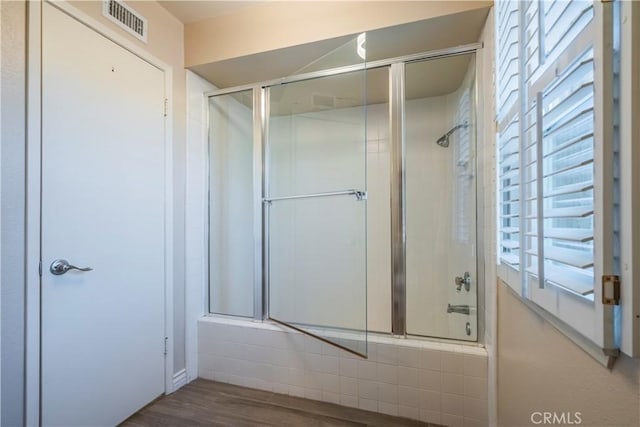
[263,189,367,203]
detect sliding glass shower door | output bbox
[266,68,368,356]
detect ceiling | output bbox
[159,1,263,23]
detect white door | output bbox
[41,4,166,426]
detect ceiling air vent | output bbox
[102,0,147,43]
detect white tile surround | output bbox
[198,317,488,426]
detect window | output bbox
[496,0,619,362]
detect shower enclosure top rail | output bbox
[263,189,367,203]
[203,42,483,98]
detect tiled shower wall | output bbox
[198,317,488,426]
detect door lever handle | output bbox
[50,259,93,275]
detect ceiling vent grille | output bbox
[102,0,147,43]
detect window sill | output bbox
[497,262,521,296]
[497,264,618,369]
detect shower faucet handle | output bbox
[455,272,471,292]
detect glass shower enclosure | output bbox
[207,37,481,356]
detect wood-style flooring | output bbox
[121,379,437,427]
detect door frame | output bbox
[25,1,174,425]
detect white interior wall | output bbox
[185,71,216,383]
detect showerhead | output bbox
[436,134,451,148]
[436,122,469,148]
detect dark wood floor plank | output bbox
[120,379,434,427]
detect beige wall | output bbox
[1,2,27,425]
[185,1,492,67]
[497,281,640,426]
[70,1,184,74]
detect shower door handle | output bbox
[264,189,367,203]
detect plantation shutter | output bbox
[496,0,619,362]
[497,0,521,268]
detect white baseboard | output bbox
[172,368,188,391]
